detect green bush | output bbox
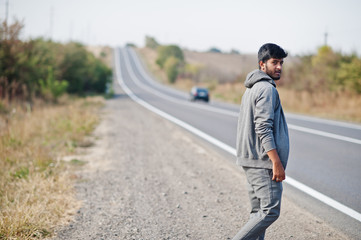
[39,67,68,101]
[164,56,180,83]
[337,57,361,93]
[208,47,222,53]
[310,46,341,90]
[0,20,112,102]
[156,45,184,69]
[283,45,361,94]
[145,36,159,49]
[60,42,112,95]
[0,21,34,100]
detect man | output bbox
[233,43,290,240]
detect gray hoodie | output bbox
[236,69,289,169]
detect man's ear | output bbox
[259,61,266,71]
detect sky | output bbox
[2,0,361,55]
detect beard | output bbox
[265,65,281,80]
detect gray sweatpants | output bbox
[232,167,283,240]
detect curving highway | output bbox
[114,47,361,237]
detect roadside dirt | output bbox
[54,84,349,239]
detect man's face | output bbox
[260,58,284,80]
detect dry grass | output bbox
[210,82,361,122]
[136,47,361,123]
[0,96,104,239]
[278,89,361,122]
[184,50,257,83]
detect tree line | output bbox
[145,36,184,83]
[145,36,361,95]
[283,46,361,94]
[0,20,112,103]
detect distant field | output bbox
[184,50,257,83]
[136,47,361,123]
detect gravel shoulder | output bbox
[54,85,349,240]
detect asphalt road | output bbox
[115,47,361,237]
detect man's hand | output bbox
[272,160,285,182]
[267,149,285,182]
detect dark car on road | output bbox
[190,86,209,102]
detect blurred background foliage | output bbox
[145,36,361,95]
[138,36,361,122]
[282,45,361,94]
[0,20,110,239]
[0,20,112,103]
[155,44,184,83]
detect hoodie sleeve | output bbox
[254,86,278,152]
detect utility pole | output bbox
[69,20,73,42]
[324,31,328,46]
[49,6,54,40]
[5,0,9,24]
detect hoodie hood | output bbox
[244,69,276,88]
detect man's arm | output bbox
[267,149,285,182]
[254,87,277,153]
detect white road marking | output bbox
[114,47,361,222]
[123,48,238,117]
[125,47,361,145]
[128,48,189,99]
[286,113,361,130]
[285,178,361,222]
[288,124,361,145]
[130,48,361,131]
